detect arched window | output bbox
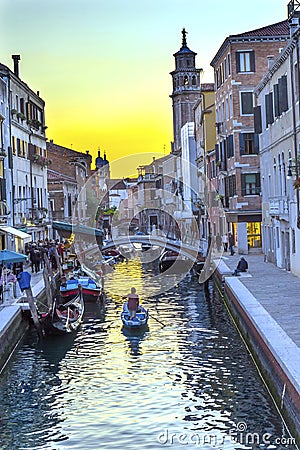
[184,75,189,86]
[192,76,197,86]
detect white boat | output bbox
[121,302,149,329]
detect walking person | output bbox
[228,232,235,256]
[222,233,229,252]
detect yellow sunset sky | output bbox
[0,0,287,177]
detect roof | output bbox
[47,169,76,183]
[107,179,127,190]
[211,20,289,67]
[231,20,289,38]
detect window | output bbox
[226,135,234,158]
[241,173,261,195]
[278,75,288,113]
[227,53,231,75]
[184,75,189,85]
[241,92,253,114]
[192,76,197,86]
[239,133,259,155]
[265,92,274,126]
[236,51,255,73]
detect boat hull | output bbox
[121,303,148,329]
[41,294,84,336]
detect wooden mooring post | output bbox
[24,286,43,339]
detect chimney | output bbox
[267,55,274,70]
[12,54,21,77]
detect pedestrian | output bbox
[222,233,229,252]
[126,287,139,320]
[228,232,235,256]
[232,257,248,276]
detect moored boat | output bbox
[60,276,102,303]
[158,250,190,273]
[40,292,84,336]
[121,302,149,329]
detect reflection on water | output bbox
[0,259,297,449]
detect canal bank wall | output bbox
[213,258,300,445]
[0,272,46,373]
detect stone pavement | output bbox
[218,251,300,347]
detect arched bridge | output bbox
[100,234,205,261]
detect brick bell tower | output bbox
[170,28,201,155]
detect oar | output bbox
[148,313,166,327]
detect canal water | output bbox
[0,259,297,449]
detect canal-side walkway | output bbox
[218,252,300,346]
[214,251,300,441]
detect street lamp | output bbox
[287,160,300,178]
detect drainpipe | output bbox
[291,36,300,228]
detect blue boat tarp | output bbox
[52,221,104,237]
[0,249,28,264]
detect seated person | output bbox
[232,257,248,276]
[127,287,139,319]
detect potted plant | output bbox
[293,177,300,190]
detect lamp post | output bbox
[287,160,300,228]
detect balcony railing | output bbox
[269,196,289,217]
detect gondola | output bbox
[60,276,102,303]
[158,250,190,273]
[121,302,149,329]
[40,291,84,335]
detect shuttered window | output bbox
[239,133,259,155]
[278,75,288,114]
[274,84,280,118]
[226,135,234,158]
[254,106,262,134]
[265,92,274,127]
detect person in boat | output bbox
[127,287,139,320]
[232,257,248,276]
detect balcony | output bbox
[269,197,289,218]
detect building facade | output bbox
[46,141,92,226]
[210,21,289,253]
[0,55,49,246]
[255,6,300,275]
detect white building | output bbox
[0,55,49,246]
[254,9,300,276]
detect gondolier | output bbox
[127,287,139,319]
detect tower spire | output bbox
[182,28,187,47]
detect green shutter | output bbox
[254,134,259,154]
[235,52,240,73]
[274,84,279,117]
[254,106,262,134]
[239,133,245,155]
[250,51,255,72]
[241,174,246,196]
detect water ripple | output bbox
[0,260,296,449]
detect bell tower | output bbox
[170,29,201,154]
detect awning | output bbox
[0,226,32,243]
[52,221,104,238]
